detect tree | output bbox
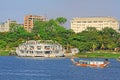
[92,43,97,52]
[0,40,7,49]
[85,27,97,31]
[10,23,20,32]
[102,27,118,37]
[98,27,118,50]
[107,42,117,50]
[56,17,67,25]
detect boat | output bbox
[16,40,65,57]
[71,58,109,68]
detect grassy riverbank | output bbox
[74,53,120,58]
[0,50,120,58]
[0,51,9,56]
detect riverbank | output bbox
[1,50,120,58]
[74,53,120,58]
[0,51,9,56]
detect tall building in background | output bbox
[24,15,47,32]
[0,19,16,32]
[71,17,119,33]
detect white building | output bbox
[0,19,10,32]
[0,19,17,32]
[71,17,119,33]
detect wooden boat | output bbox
[71,58,109,68]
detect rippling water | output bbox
[0,56,120,80]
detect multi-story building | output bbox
[24,15,47,32]
[0,19,16,32]
[71,17,119,33]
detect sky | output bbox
[0,0,120,28]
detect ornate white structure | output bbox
[16,40,65,57]
[71,17,119,33]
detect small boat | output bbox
[71,58,109,68]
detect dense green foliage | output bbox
[72,27,120,52]
[0,17,120,56]
[56,17,67,25]
[0,25,35,50]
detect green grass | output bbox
[0,51,9,56]
[74,53,120,58]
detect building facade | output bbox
[0,19,16,32]
[71,17,119,33]
[24,15,47,32]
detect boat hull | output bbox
[75,63,108,68]
[71,58,109,68]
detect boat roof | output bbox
[79,60,104,63]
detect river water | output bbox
[0,56,120,80]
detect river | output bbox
[0,56,120,80]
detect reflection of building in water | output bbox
[16,40,65,57]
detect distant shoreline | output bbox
[0,50,120,58]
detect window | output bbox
[37,46,41,50]
[77,21,81,23]
[88,21,92,23]
[112,21,116,23]
[93,21,97,23]
[82,21,86,23]
[99,21,103,23]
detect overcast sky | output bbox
[0,0,120,28]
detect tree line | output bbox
[0,17,120,53]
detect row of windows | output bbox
[24,24,32,26]
[24,27,32,29]
[24,18,45,21]
[24,22,33,24]
[75,21,116,23]
[72,24,118,26]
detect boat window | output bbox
[36,51,42,54]
[20,50,24,53]
[30,46,34,50]
[45,51,50,54]
[45,46,51,50]
[82,62,85,64]
[30,51,33,54]
[37,46,41,50]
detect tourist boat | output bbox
[16,40,65,57]
[71,58,109,68]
